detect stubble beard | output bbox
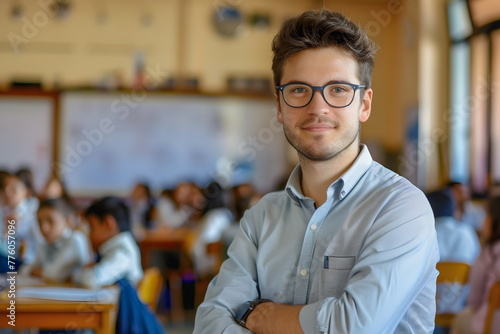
[283,120,360,163]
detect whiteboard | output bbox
[0,97,53,192]
[58,92,288,196]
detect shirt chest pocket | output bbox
[321,256,356,298]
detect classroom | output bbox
[1,0,500,333]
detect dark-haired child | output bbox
[20,198,90,282]
[72,196,143,289]
[0,173,42,266]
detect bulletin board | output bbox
[58,91,288,196]
[0,93,55,192]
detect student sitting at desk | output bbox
[0,172,42,268]
[20,197,91,282]
[73,196,143,289]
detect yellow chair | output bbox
[137,266,164,312]
[435,262,471,328]
[484,281,500,334]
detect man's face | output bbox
[276,46,372,162]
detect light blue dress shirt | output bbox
[194,145,439,334]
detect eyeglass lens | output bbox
[282,83,356,108]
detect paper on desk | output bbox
[18,287,114,301]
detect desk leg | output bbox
[96,308,116,334]
[167,271,185,323]
[141,246,151,269]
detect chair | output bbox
[137,266,164,312]
[484,281,500,334]
[435,262,471,328]
[206,241,225,274]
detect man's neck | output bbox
[299,144,361,207]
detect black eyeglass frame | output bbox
[275,82,366,108]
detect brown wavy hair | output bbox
[271,9,378,87]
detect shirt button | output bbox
[300,269,308,276]
[311,224,317,230]
[341,190,346,196]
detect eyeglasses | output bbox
[275,82,365,108]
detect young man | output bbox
[194,9,438,334]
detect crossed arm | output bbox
[246,302,304,334]
[194,190,438,334]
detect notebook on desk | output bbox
[17,286,115,302]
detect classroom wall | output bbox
[0,0,311,91]
[0,0,181,89]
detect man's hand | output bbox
[246,302,304,334]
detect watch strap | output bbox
[236,299,271,328]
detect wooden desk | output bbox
[138,228,190,269]
[0,280,118,333]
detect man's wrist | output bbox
[234,299,272,328]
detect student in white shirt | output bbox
[190,182,233,278]
[72,196,143,289]
[0,173,42,265]
[20,198,90,282]
[447,181,486,239]
[427,189,480,329]
[127,182,156,240]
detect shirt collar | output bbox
[285,164,303,205]
[285,144,373,205]
[98,231,130,255]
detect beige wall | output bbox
[1,0,181,89]
[0,0,450,186]
[0,0,310,90]
[325,1,406,155]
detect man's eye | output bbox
[292,87,307,93]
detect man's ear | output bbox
[275,91,283,124]
[359,88,372,123]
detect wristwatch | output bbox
[234,299,271,328]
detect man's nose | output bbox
[306,90,330,114]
